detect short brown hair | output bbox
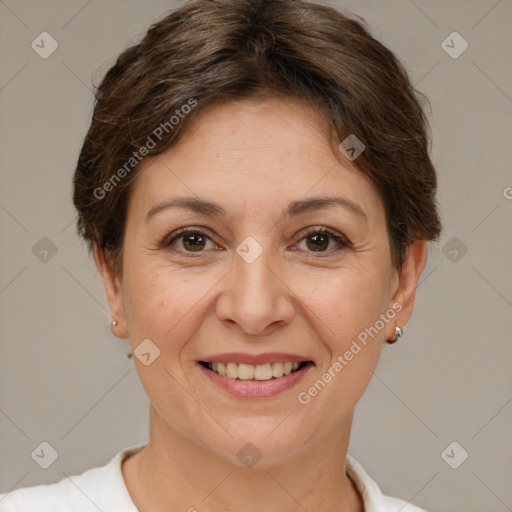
[73,0,441,274]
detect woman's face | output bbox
[99,97,424,466]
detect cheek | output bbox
[297,264,390,339]
[288,264,390,427]
[298,269,389,399]
[123,262,221,351]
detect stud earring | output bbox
[111,320,118,326]
[386,326,403,344]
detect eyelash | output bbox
[160,226,351,256]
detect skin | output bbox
[95,96,426,512]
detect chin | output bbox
[202,417,314,469]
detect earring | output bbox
[111,320,118,326]
[386,326,403,344]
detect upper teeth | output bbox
[209,361,301,380]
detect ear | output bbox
[93,245,129,339]
[388,240,427,337]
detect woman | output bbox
[0,0,440,510]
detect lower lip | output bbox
[197,362,313,398]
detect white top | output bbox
[0,444,428,511]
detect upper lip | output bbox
[200,352,312,365]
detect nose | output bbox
[215,247,295,336]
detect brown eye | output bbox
[306,233,330,251]
[163,228,216,253]
[181,232,206,251]
[295,228,349,254]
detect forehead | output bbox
[128,97,383,223]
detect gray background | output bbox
[1,1,511,511]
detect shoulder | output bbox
[0,476,90,512]
[346,454,429,512]
[0,444,145,512]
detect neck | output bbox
[122,405,364,512]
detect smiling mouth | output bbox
[200,361,310,380]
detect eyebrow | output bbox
[145,195,367,222]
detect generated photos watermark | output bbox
[297,302,403,405]
[93,97,197,200]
